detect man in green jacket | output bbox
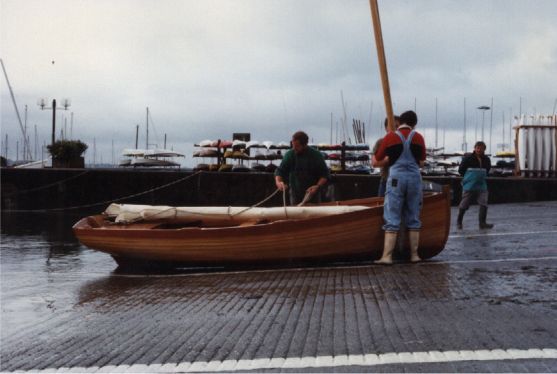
[275,131,330,205]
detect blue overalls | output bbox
[383,130,423,232]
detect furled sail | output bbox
[104,203,370,226]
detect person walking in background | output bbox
[372,111,426,264]
[275,131,330,205]
[457,141,494,229]
[372,116,401,197]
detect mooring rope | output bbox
[283,188,289,219]
[230,188,281,217]
[3,170,91,197]
[297,190,315,207]
[3,171,202,213]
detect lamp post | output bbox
[477,105,490,141]
[38,98,71,148]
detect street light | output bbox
[477,105,490,141]
[38,98,71,147]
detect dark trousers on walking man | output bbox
[457,190,493,229]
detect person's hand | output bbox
[307,185,320,195]
[276,181,288,191]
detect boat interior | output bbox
[80,191,440,231]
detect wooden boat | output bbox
[73,186,450,269]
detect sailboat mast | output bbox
[34,124,38,160]
[340,90,347,142]
[435,98,438,149]
[368,0,395,132]
[135,124,139,149]
[490,97,494,153]
[463,98,467,151]
[146,107,149,150]
[330,112,333,145]
[1,59,31,160]
[502,112,505,151]
[509,108,513,150]
[23,105,28,161]
[368,100,373,141]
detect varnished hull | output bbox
[73,187,450,268]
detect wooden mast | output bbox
[369,0,395,132]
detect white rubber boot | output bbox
[409,230,421,263]
[374,231,398,265]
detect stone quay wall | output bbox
[1,168,556,212]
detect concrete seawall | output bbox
[1,168,556,212]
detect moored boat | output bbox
[73,186,450,269]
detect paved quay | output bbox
[1,201,556,372]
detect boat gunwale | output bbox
[73,190,446,236]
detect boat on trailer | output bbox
[73,186,450,269]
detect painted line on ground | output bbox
[449,230,557,239]
[426,256,557,265]
[12,348,557,373]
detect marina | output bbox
[2,0,557,372]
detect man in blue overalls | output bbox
[372,110,426,264]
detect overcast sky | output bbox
[1,0,556,166]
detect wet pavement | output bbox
[1,201,556,372]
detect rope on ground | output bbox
[3,171,202,213]
[3,170,91,197]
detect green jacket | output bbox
[275,146,330,202]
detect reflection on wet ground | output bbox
[1,202,557,372]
